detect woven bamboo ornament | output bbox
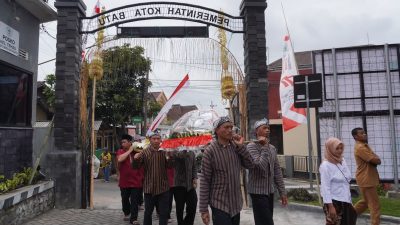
[89,52,103,80]
[221,72,236,99]
[218,21,236,100]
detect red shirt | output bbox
[116,149,144,188]
[167,167,175,187]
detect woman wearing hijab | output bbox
[319,137,357,225]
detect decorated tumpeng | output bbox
[160,110,219,151]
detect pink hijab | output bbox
[324,137,344,164]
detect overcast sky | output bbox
[38,0,400,116]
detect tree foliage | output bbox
[148,100,162,117]
[42,74,55,109]
[95,44,152,128]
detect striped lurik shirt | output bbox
[174,151,197,191]
[199,140,254,217]
[247,142,286,196]
[132,146,174,195]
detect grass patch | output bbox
[352,196,400,217]
[290,197,400,217]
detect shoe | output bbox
[123,215,130,221]
[131,220,140,225]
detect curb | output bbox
[288,202,400,224]
[0,180,54,210]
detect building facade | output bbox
[0,0,56,178]
[268,44,400,182]
[315,44,400,181]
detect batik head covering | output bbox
[324,137,344,164]
[213,116,232,133]
[254,118,269,131]
[147,130,161,138]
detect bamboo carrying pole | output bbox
[90,77,96,209]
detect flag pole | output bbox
[280,2,298,71]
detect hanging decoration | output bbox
[80,11,248,137]
[218,14,236,100]
[88,52,103,80]
[88,6,105,80]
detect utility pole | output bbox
[142,71,149,136]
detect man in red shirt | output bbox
[116,134,144,225]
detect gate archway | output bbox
[80,2,245,34]
[50,0,268,208]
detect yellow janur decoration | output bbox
[218,13,236,100]
[89,6,106,80]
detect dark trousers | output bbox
[211,207,240,225]
[168,189,173,218]
[156,188,173,218]
[250,194,274,225]
[144,191,170,225]
[323,200,357,225]
[139,188,144,206]
[120,187,142,222]
[173,187,197,225]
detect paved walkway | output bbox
[22,177,398,225]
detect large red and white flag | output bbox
[279,35,307,132]
[147,74,190,135]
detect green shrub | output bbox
[0,168,36,194]
[377,183,391,196]
[287,188,317,202]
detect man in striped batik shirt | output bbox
[247,118,287,225]
[199,116,254,225]
[133,131,174,225]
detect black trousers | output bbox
[120,187,142,222]
[144,191,170,225]
[155,188,173,218]
[323,200,357,225]
[250,193,274,225]
[211,207,240,225]
[173,187,197,225]
[139,188,144,206]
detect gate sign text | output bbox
[81,2,244,34]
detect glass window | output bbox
[324,74,360,100]
[361,48,385,72]
[336,50,359,73]
[0,62,31,126]
[314,53,323,74]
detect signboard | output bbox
[0,21,19,56]
[293,74,323,108]
[132,116,143,123]
[117,26,209,38]
[81,2,244,34]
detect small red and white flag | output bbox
[147,74,190,135]
[94,0,101,14]
[279,35,307,132]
